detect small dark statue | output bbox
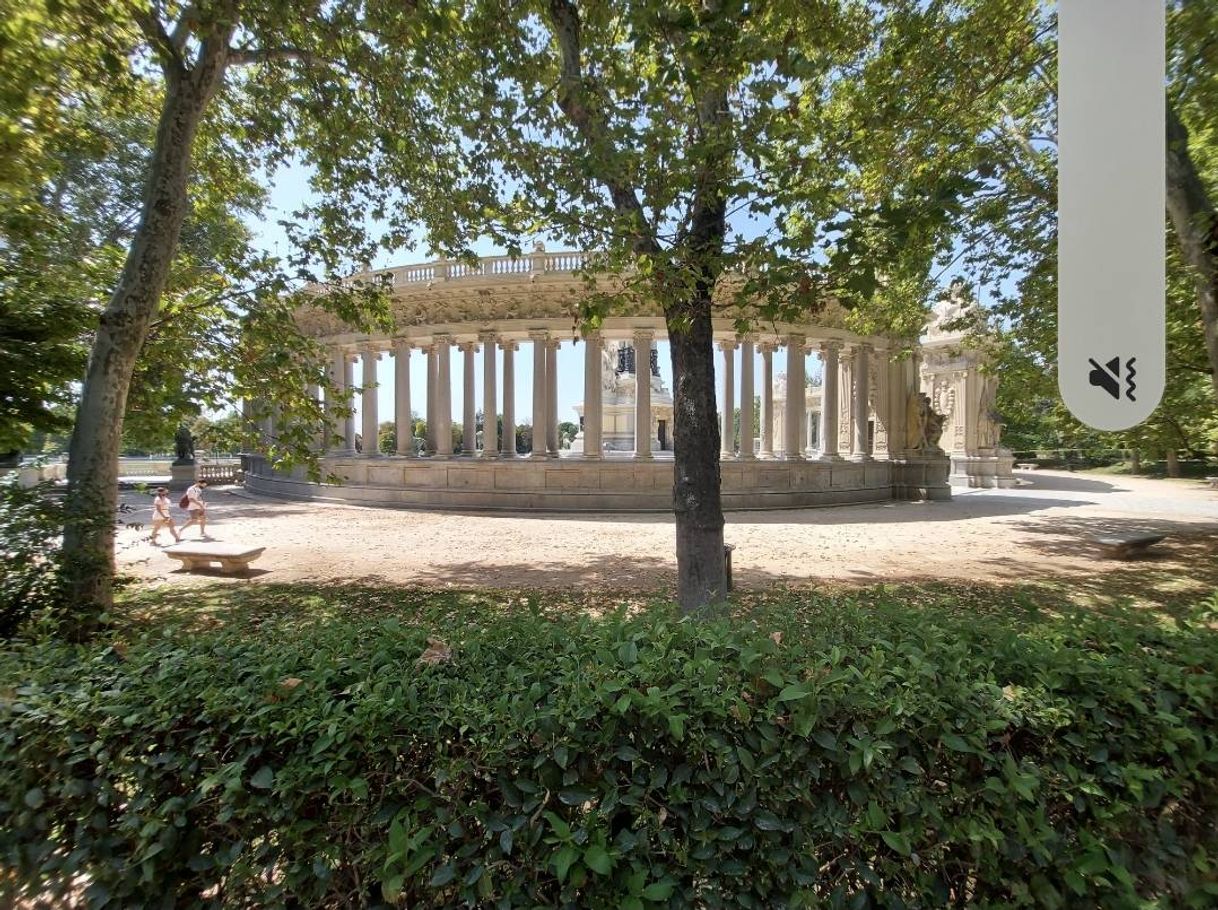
[173,425,195,465]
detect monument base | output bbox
[950,451,1017,489]
[170,462,198,491]
[891,452,952,501]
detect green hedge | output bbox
[2,589,1217,908]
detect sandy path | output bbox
[115,471,1218,593]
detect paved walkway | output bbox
[115,471,1218,593]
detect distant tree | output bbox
[378,421,396,455]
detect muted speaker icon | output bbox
[1088,356,1137,402]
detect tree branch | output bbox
[228,45,315,67]
[134,8,185,75]
[547,0,659,256]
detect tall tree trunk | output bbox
[1166,103,1218,403]
[668,294,726,614]
[61,40,231,636]
[1165,446,1181,478]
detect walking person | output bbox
[179,480,210,540]
[148,487,181,545]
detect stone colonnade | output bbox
[716,337,918,463]
[309,329,668,460]
[290,327,920,465]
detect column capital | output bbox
[632,328,656,343]
[432,332,454,346]
[458,340,480,354]
[820,340,845,355]
[856,341,874,355]
[758,341,778,354]
[547,337,562,351]
[784,332,806,346]
[499,339,519,353]
[528,329,551,342]
[392,338,413,354]
[736,332,757,346]
[478,330,500,345]
[717,338,738,352]
[358,344,382,359]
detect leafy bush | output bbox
[2,588,1217,908]
[0,474,65,636]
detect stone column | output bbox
[359,347,380,457]
[435,334,453,456]
[307,380,324,451]
[546,338,560,456]
[839,351,854,457]
[634,329,654,459]
[480,332,498,456]
[393,341,414,457]
[425,343,437,455]
[460,340,478,456]
[582,330,603,458]
[760,342,775,458]
[819,341,842,460]
[738,335,755,459]
[783,335,805,460]
[501,340,518,457]
[327,347,356,456]
[851,344,871,461]
[719,339,736,458]
[873,346,890,459]
[530,331,548,456]
[888,355,909,456]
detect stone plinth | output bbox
[246,453,897,513]
[891,453,952,502]
[170,461,198,491]
[951,450,1017,489]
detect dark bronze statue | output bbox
[173,425,195,464]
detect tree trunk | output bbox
[61,41,231,636]
[1166,103,1218,404]
[1165,447,1181,478]
[668,297,726,614]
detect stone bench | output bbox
[1093,533,1166,560]
[1015,462,1038,471]
[165,543,266,574]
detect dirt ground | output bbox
[113,470,1218,598]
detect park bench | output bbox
[1015,462,1038,471]
[1092,533,1166,560]
[165,542,265,574]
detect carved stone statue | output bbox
[905,392,946,453]
[926,280,978,339]
[975,376,1002,450]
[173,425,195,464]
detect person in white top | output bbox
[149,487,181,545]
[178,480,210,539]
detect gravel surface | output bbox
[115,470,1218,593]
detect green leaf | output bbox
[940,734,970,752]
[554,846,579,881]
[499,827,513,855]
[881,831,912,856]
[777,682,813,702]
[23,788,44,809]
[584,844,613,875]
[428,863,456,887]
[642,881,676,900]
[249,766,275,789]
